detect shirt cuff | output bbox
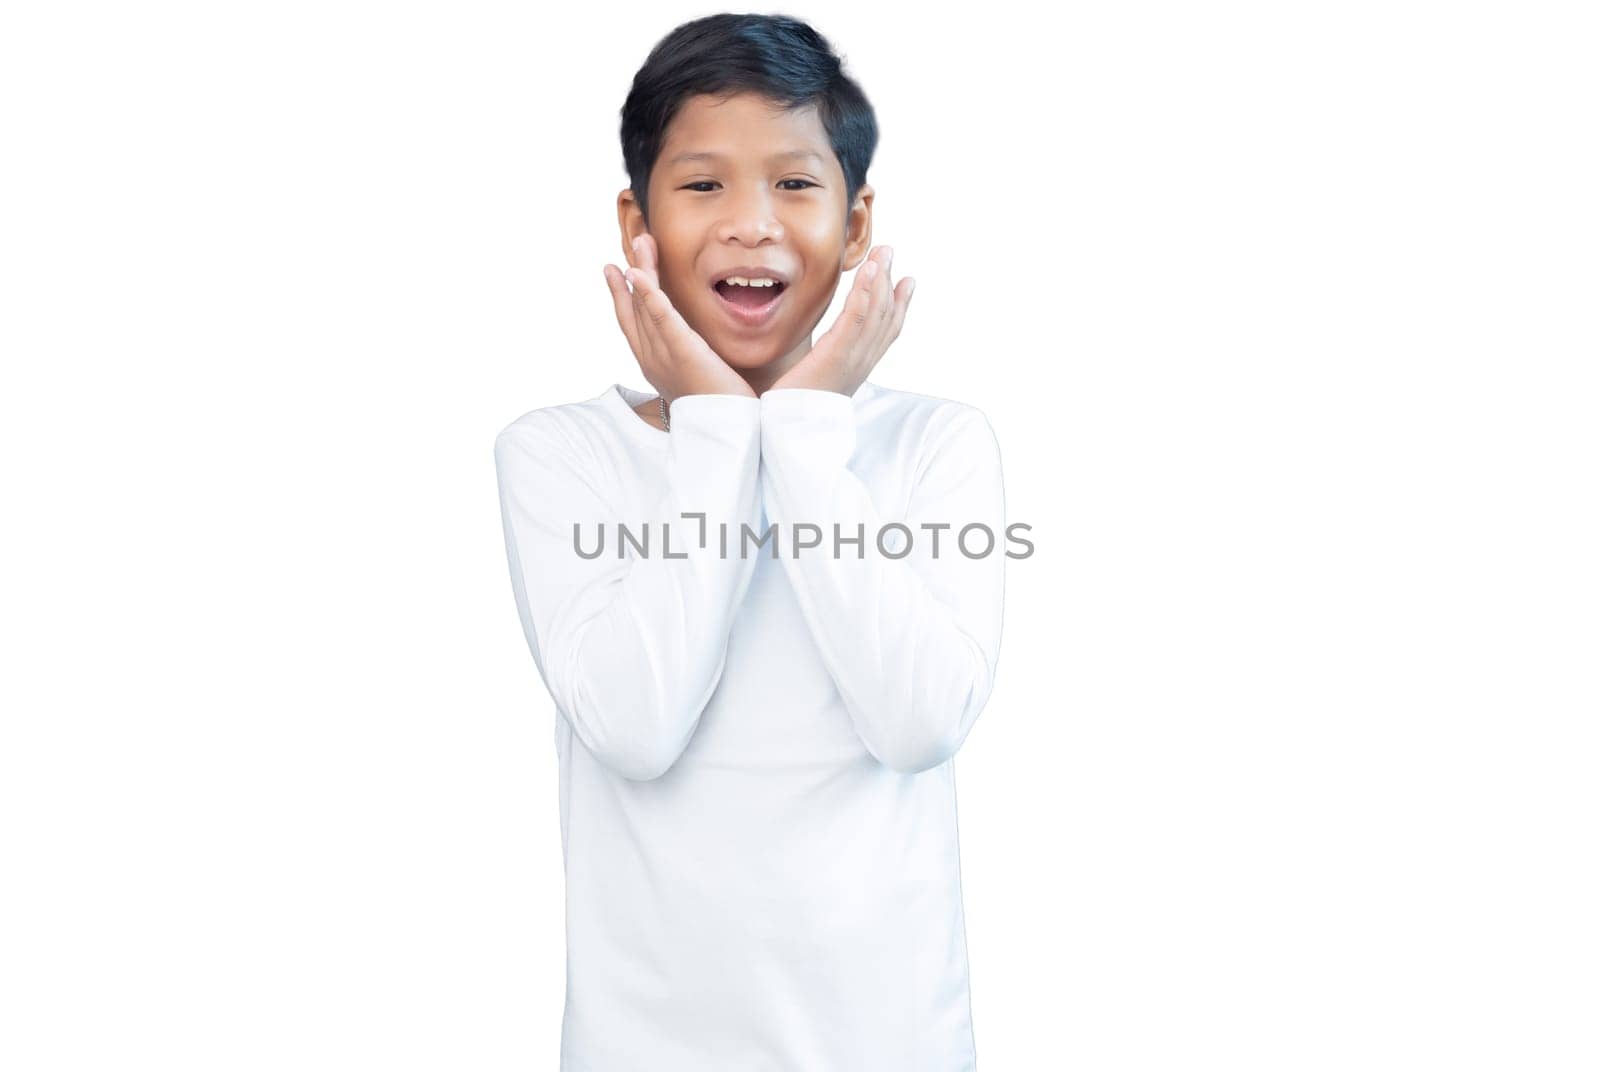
[759,387,858,468]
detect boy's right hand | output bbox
[603,233,755,403]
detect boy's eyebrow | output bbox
[666,149,826,166]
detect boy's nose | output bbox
[717,188,782,242]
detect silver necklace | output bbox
[658,395,670,432]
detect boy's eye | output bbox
[682,180,818,192]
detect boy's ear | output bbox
[841,183,876,271]
[616,188,646,268]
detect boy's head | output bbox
[617,14,880,381]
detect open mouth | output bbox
[712,279,788,327]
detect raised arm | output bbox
[758,388,1006,773]
[493,394,762,780]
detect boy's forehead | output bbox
[662,93,834,167]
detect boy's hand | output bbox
[603,233,755,404]
[771,245,915,396]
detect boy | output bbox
[493,13,1005,1070]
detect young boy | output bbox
[493,14,1005,1070]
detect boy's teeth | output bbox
[717,276,784,309]
[723,276,778,287]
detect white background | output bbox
[3,2,1596,1069]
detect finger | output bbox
[630,235,670,338]
[868,246,896,346]
[858,247,902,377]
[636,232,667,318]
[883,275,915,350]
[857,248,894,341]
[822,255,879,354]
[604,264,645,358]
[638,232,657,277]
[625,237,671,362]
[626,264,705,365]
[639,234,681,348]
[626,265,665,366]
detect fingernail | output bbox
[631,236,641,252]
[864,261,879,279]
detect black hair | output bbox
[619,13,878,228]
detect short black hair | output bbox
[619,13,879,228]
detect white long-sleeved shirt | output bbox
[493,380,1006,1071]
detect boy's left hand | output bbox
[771,245,915,396]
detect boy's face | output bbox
[618,91,873,386]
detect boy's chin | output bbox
[709,332,791,369]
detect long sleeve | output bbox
[757,388,1006,774]
[493,394,762,781]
